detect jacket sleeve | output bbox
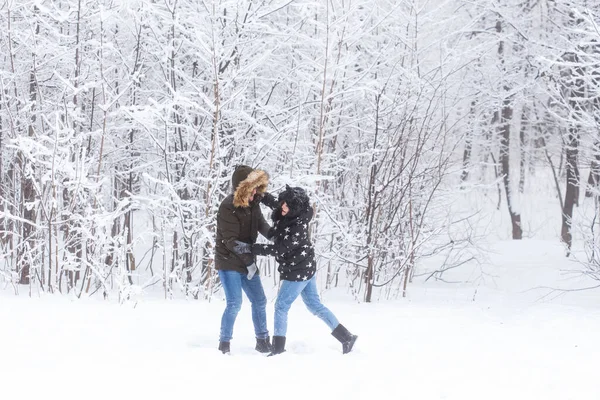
[260,192,279,209]
[252,223,304,257]
[252,243,278,257]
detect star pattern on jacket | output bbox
[251,206,316,282]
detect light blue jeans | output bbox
[218,270,269,342]
[274,276,339,337]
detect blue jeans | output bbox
[274,276,339,337]
[218,270,269,342]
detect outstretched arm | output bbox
[260,192,279,209]
[252,223,304,257]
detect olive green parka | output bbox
[214,168,271,274]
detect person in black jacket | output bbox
[234,185,357,356]
[214,165,273,355]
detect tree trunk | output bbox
[124,207,135,286]
[499,97,522,239]
[585,142,600,198]
[19,159,35,285]
[460,100,476,185]
[497,20,522,240]
[364,94,381,303]
[0,88,4,247]
[519,106,528,193]
[65,0,84,291]
[19,69,38,285]
[561,127,579,252]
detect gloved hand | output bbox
[260,192,278,208]
[233,240,251,254]
[246,263,258,280]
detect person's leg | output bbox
[268,279,307,356]
[218,270,243,344]
[274,280,307,337]
[300,277,358,354]
[240,273,269,340]
[300,276,339,330]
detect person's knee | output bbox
[226,298,242,314]
[303,298,324,316]
[253,293,267,308]
[275,299,291,314]
[306,305,322,316]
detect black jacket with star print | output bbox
[252,205,316,282]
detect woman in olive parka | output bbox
[214,165,277,354]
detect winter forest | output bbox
[1,0,600,304]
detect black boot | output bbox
[255,337,272,353]
[331,324,358,354]
[268,336,286,357]
[218,341,230,354]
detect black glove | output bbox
[260,192,278,209]
[233,240,251,254]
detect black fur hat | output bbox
[278,185,310,218]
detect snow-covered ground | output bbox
[2,239,600,400]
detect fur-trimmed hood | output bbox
[233,169,269,208]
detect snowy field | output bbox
[2,239,600,400]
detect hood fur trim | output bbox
[233,169,269,207]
